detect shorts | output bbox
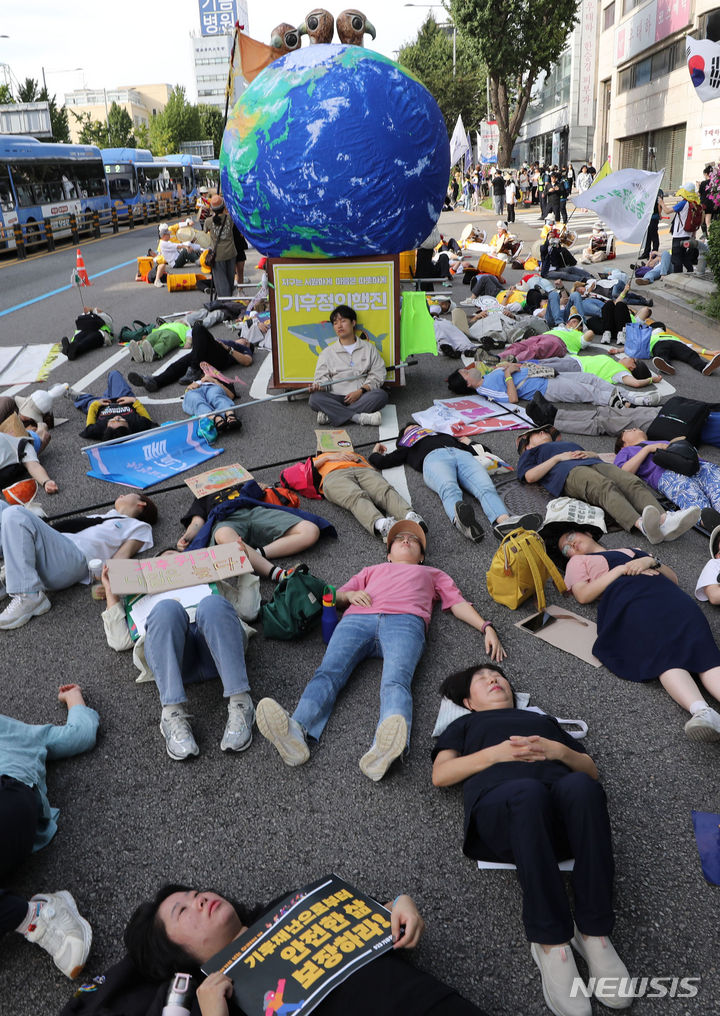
[211,506,297,546]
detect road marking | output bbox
[378,404,411,504]
[0,259,138,317]
[250,350,279,401]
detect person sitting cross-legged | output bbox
[256,520,505,782]
[432,663,631,1016]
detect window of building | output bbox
[705,7,720,40]
[617,38,684,92]
[623,0,646,14]
[635,56,651,86]
[619,123,686,191]
[603,2,615,31]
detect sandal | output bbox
[212,414,229,433]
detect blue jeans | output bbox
[182,383,235,417]
[73,369,134,412]
[568,294,604,320]
[293,613,426,741]
[0,503,88,594]
[644,250,672,283]
[144,597,249,706]
[422,447,508,524]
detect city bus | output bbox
[0,135,110,248]
[102,149,219,208]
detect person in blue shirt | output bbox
[0,683,98,979]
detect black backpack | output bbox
[58,956,201,1016]
[646,396,716,447]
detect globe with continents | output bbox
[220,44,450,259]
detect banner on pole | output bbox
[84,420,222,488]
[571,167,665,243]
[450,114,470,166]
[479,120,499,164]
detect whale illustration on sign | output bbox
[285,322,387,354]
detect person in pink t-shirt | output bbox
[256,520,505,782]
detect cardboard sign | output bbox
[107,543,251,594]
[314,429,353,453]
[185,462,253,499]
[515,607,601,667]
[203,874,392,1015]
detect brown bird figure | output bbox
[299,8,335,44]
[270,23,302,58]
[336,9,376,46]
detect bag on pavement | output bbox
[486,528,566,611]
[261,564,326,639]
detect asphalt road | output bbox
[1,210,719,1016]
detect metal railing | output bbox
[5,194,196,260]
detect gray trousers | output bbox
[0,503,88,594]
[211,259,236,298]
[308,389,388,426]
[554,406,658,437]
[322,466,411,534]
[563,463,662,531]
[544,372,615,406]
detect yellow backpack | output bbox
[486,528,566,610]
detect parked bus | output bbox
[102,149,219,208]
[0,135,109,248]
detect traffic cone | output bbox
[76,248,91,286]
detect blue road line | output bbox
[0,258,138,318]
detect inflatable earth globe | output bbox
[220,44,450,259]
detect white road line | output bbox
[378,403,411,504]
[73,347,129,393]
[249,351,278,401]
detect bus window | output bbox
[32,161,66,203]
[75,162,107,198]
[61,174,79,200]
[10,164,35,206]
[0,166,15,212]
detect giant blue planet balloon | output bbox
[220,44,450,259]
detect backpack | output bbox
[261,564,326,639]
[58,955,202,1016]
[486,528,567,610]
[646,395,715,446]
[279,458,322,499]
[118,320,154,344]
[682,201,704,234]
[263,484,300,508]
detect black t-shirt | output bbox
[368,434,474,474]
[80,403,155,440]
[432,708,587,859]
[492,176,505,195]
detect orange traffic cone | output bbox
[76,248,91,286]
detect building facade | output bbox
[593,0,720,191]
[191,0,249,110]
[63,85,171,144]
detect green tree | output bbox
[17,77,39,102]
[38,87,70,143]
[149,86,202,154]
[450,0,580,165]
[134,122,151,149]
[198,104,225,158]
[107,102,136,147]
[397,16,486,138]
[72,110,109,147]
[0,84,14,104]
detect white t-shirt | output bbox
[695,558,720,601]
[64,511,154,583]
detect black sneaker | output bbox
[453,501,484,542]
[60,337,70,358]
[127,372,159,393]
[527,391,557,427]
[179,367,203,385]
[493,512,544,538]
[440,343,462,359]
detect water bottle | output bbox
[162,973,196,1016]
[88,558,105,601]
[321,584,339,644]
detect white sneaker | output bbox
[0,592,51,630]
[221,694,254,752]
[359,714,407,781]
[128,340,143,362]
[616,328,626,345]
[24,891,92,979]
[404,510,428,532]
[316,411,329,424]
[141,339,156,362]
[160,708,199,760]
[154,275,164,288]
[374,516,397,542]
[684,706,720,743]
[356,411,382,426]
[531,943,591,1016]
[571,930,632,1009]
[638,505,663,545]
[256,697,310,766]
[600,330,612,344]
[659,507,701,541]
[633,391,660,406]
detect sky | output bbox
[1,1,441,104]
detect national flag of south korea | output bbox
[686,37,720,102]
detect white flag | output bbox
[571,168,665,244]
[449,114,470,167]
[686,37,720,102]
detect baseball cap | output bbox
[386,519,426,552]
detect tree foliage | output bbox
[397,15,486,138]
[149,86,202,155]
[10,76,69,141]
[72,110,109,147]
[107,102,136,147]
[199,104,225,158]
[0,84,14,104]
[17,77,39,102]
[449,0,580,164]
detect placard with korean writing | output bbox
[202,874,393,1015]
[315,430,353,453]
[185,462,253,499]
[107,543,251,594]
[269,256,401,388]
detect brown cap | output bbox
[209,194,225,209]
[386,519,426,552]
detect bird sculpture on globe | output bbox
[220,44,450,259]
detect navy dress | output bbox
[591,550,720,682]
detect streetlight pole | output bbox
[403,3,456,76]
